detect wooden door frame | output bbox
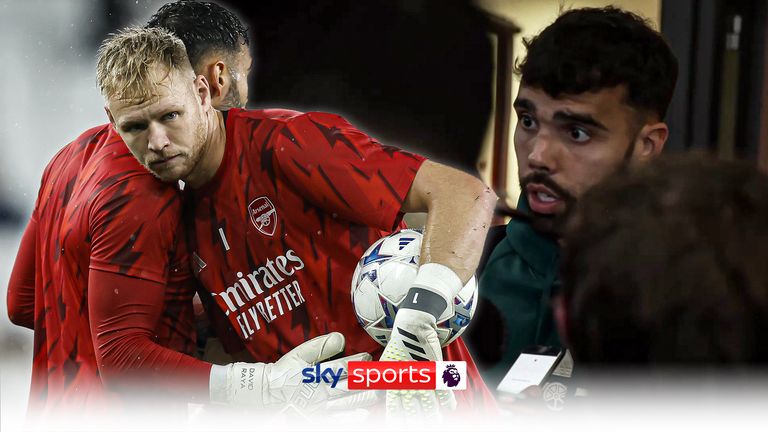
[484,13,521,222]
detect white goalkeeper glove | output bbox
[209,332,376,413]
[380,263,463,417]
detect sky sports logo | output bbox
[301,361,467,390]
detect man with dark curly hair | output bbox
[468,6,679,387]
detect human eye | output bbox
[518,112,538,130]
[568,126,591,143]
[162,111,179,121]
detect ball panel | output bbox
[456,276,477,303]
[441,279,479,345]
[377,260,418,304]
[351,262,362,301]
[352,278,385,323]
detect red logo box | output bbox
[347,361,467,390]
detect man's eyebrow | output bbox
[118,119,142,129]
[553,111,608,131]
[513,98,535,112]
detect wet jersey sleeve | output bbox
[270,112,426,231]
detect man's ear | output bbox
[105,107,116,127]
[195,74,213,112]
[204,61,226,102]
[633,122,668,162]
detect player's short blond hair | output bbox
[96,26,193,103]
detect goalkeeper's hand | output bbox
[209,332,377,413]
[379,263,463,417]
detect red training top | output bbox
[187,109,495,409]
[7,124,211,416]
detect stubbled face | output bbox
[513,85,640,232]
[107,67,209,183]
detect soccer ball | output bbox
[350,229,478,347]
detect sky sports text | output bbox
[301,361,467,390]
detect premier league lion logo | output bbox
[441,364,461,388]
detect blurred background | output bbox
[1,0,767,427]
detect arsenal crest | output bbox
[248,196,277,237]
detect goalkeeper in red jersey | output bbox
[7,1,373,419]
[98,21,499,416]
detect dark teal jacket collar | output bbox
[504,196,560,274]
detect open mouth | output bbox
[526,183,562,214]
[534,190,557,203]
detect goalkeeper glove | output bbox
[209,332,376,412]
[380,263,463,416]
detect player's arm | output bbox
[7,216,38,329]
[391,160,496,336]
[88,269,212,398]
[272,111,496,322]
[383,158,496,417]
[402,159,497,283]
[86,178,213,398]
[271,111,498,258]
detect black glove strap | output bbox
[400,287,447,320]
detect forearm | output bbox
[95,329,212,398]
[89,269,211,400]
[404,160,498,283]
[383,161,495,413]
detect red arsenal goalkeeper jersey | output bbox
[187,109,424,360]
[187,109,495,409]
